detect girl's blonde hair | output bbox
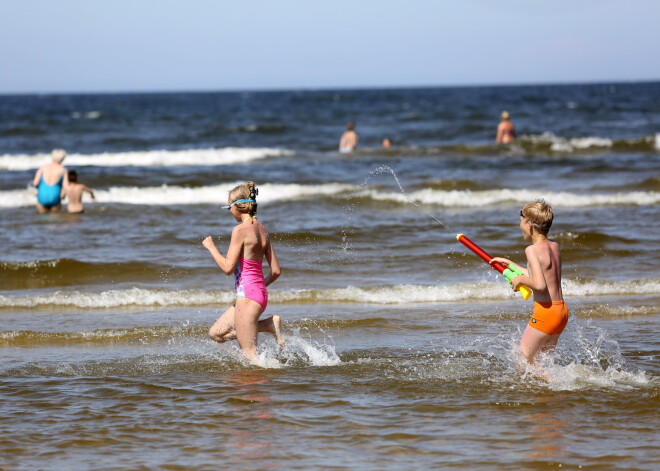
[228,181,258,216]
[521,199,553,234]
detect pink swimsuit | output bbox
[234,257,268,312]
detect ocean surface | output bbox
[1,82,659,470]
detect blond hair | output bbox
[51,149,66,163]
[521,199,553,234]
[228,181,258,216]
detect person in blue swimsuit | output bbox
[32,149,69,213]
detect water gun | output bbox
[456,233,532,300]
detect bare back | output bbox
[34,162,67,186]
[496,121,515,144]
[233,220,270,261]
[526,240,563,303]
[339,130,358,150]
[64,183,86,212]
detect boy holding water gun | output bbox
[490,200,568,363]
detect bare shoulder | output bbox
[230,224,248,241]
[232,221,265,239]
[523,245,538,264]
[549,239,561,255]
[528,241,561,267]
[525,244,538,255]
[540,239,560,251]
[525,243,548,259]
[256,219,268,232]
[257,221,271,239]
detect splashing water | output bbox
[361,165,456,233]
[508,318,655,391]
[332,164,458,266]
[252,333,342,369]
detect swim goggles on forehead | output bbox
[222,199,255,210]
[520,210,543,230]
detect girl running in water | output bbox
[202,181,284,362]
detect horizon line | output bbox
[1,78,658,97]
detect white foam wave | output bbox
[71,111,102,120]
[3,179,657,209]
[578,304,657,318]
[564,278,660,297]
[0,147,293,171]
[525,132,613,152]
[281,278,660,303]
[278,282,511,304]
[0,182,354,208]
[2,279,657,309]
[0,288,234,309]
[359,187,660,208]
[96,182,352,206]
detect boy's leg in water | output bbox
[519,325,554,363]
[541,334,560,353]
[209,305,237,343]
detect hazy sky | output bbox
[2,0,659,93]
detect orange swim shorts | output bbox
[529,301,569,335]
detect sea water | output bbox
[1,83,659,470]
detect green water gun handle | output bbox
[502,265,532,300]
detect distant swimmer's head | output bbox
[51,149,66,163]
[68,170,78,183]
[226,181,258,216]
[346,122,355,131]
[520,199,553,234]
[501,111,510,120]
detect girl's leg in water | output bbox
[258,316,285,348]
[209,305,284,348]
[209,305,237,342]
[234,298,263,362]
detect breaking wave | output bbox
[356,187,660,208]
[2,181,657,209]
[1,278,657,309]
[0,147,293,171]
[0,182,354,208]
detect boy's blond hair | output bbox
[228,181,258,216]
[522,199,553,234]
